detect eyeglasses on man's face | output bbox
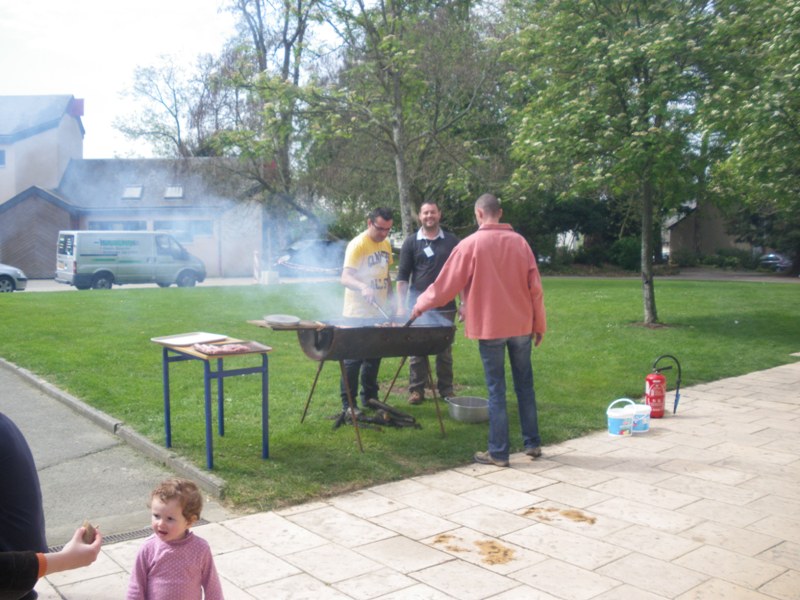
[370,220,392,233]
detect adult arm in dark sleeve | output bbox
[0,550,40,594]
[0,526,102,597]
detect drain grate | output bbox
[48,519,209,552]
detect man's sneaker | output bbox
[524,446,542,458]
[343,406,362,418]
[473,451,509,468]
[408,390,424,405]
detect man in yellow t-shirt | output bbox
[339,207,394,412]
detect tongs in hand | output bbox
[370,298,392,321]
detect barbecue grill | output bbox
[251,316,455,451]
[296,318,455,361]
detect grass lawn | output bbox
[1,277,798,512]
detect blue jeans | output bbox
[478,335,540,461]
[340,358,381,409]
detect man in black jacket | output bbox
[395,201,460,404]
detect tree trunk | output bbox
[640,179,658,325]
[390,69,415,236]
[393,142,414,236]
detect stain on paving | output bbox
[432,533,516,565]
[522,506,597,525]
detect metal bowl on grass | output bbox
[445,397,489,423]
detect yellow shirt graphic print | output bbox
[342,231,393,318]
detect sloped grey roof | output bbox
[0,186,78,216]
[56,158,248,211]
[0,95,84,142]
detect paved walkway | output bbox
[0,361,234,546]
[25,358,799,599]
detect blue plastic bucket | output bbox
[632,403,652,433]
[607,398,635,436]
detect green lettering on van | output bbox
[99,240,137,247]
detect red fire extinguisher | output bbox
[645,371,667,418]
[646,355,682,418]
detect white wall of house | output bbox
[0,114,83,204]
[0,146,8,203]
[218,201,263,277]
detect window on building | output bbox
[164,185,184,199]
[153,220,213,242]
[0,149,6,168]
[122,185,143,200]
[87,221,147,231]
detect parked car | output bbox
[274,239,347,278]
[0,263,28,292]
[758,252,792,272]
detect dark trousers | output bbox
[408,308,455,397]
[408,344,454,398]
[340,358,382,409]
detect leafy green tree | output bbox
[308,0,505,235]
[209,0,327,222]
[505,0,714,324]
[703,0,800,268]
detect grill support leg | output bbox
[424,355,447,437]
[301,361,325,423]
[339,360,364,452]
[384,356,446,438]
[382,356,408,404]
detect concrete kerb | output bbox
[114,426,226,498]
[0,358,226,498]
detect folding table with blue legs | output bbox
[151,333,271,469]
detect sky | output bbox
[0,1,237,158]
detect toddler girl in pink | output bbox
[127,478,223,600]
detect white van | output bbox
[55,231,206,290]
